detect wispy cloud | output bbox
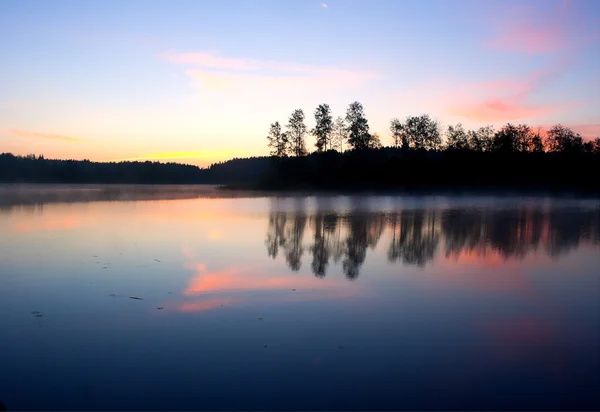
[3,129,81,143]
[446,61,573,122]
[484,0,597,54]
[161,50,378,97]
[563,124,600,139]
[321,3,328,8]
[161,50,376,79]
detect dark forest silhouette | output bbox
[265,202,600,279]
[2,101,600,191]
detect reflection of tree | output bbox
[342,214,369,280]
[310,212,330,277]
[441,209,483,257]
[388,210,439,266]
[545,208,596,257]
[265,202,600,278]
[284,212,307,271]
[265,212,287,258]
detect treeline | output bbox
[0,153,210,184]
[258,102,600,192]
[267,101,600,155]
[0,152,282,185]
[266,205,600,279]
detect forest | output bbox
[1,100,599,192]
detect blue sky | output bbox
[1,0,599,165]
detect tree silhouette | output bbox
[368,133,383,149]
[312,104,333,152]
[583,137,600,154]
[398,115,441,150]
[545,124,583,153]
[266,121,289,157]
[332,116,348,152]
[445,123,469,150]
[389,118,405,149]
[345,101,371,150]
[468,125,495,152]
[492,123,520,153]
[287,109,308,157]
[528,126,545,152]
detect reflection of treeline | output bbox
[265,205,600,279]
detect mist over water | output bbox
[0,186,598,410]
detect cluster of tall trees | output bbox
[265,204,600,279]
[267,101,381,157]
[268,101,600,156]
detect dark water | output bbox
[0,186,599,411]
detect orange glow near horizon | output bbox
[9,217,80,234]
[111,150,253,164]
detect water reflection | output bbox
[266,202,600,278]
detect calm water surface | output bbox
[0,187,599,410]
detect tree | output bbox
[492,123,519,153]
[332,116,347,152]
[513,124,543,152]
[545,124,583,153]
[445,123,469,150]
[345,101,371,150]
[468,125,495,152]
[389,118,404,149]
[583,137,600,154]
[399,115,441,150]
[287,109,308,157]
[528,126,545,152]
[368,133,383,149]
[266,121,288,157]
[312,104,333,152]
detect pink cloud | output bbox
[570,124,600,139]
[486,21,566,54]
[448,100,560,123]
[485,0,578,54]
[446,62,572,122]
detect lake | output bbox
[0,185,599,411]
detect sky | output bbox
[0,0,599,167]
